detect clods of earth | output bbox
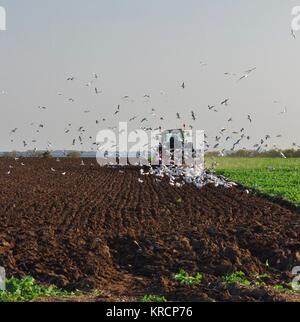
[0,159,299,302]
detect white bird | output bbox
[291,29,296,39]
[280,107,287,114]
[280,152,287,159]
[238,67,256,81]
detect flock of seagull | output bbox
[4,58,299,179]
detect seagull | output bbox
[38,106,47,110]
[181,82,185,89]
[221,99,229,106]
[208,105,215,110]
[51,168,56,172]
[247,115,252,123]
[114,105,120,115]
[129,116,137,122]
[291,29,296,39]
[95,87,101,94]
[176,113,180,119]
[238,67,256,81]
[67,76,75,81]
[191,111,196,121]
[280,107,287,114]
[280,152,287,159]
[141,118,148,123]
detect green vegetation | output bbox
[0,276,80,302]
[253,273,271,286]
[221,271,251,286]
[206,157,300,206]
[142,295,167,302]
[174,269,203,286]
[206,149,300,158]
[273,284,290,293]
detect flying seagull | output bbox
[221,99,229,106]
[238,67,257,81]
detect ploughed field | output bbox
[0,158,300,302]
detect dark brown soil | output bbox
[0,158,299,302]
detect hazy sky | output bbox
[0,0,300,151]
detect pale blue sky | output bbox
[0,0,299,151]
